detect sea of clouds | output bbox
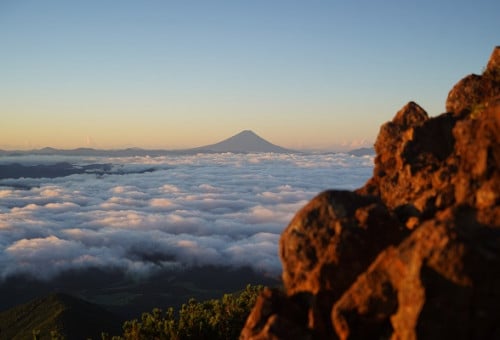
[0,153,373,280]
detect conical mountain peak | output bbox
[196,130,292,153]
[237,130,257,136]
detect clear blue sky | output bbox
[1,0,498,150]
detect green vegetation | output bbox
[0,285,264,339]
[106,284,264,340]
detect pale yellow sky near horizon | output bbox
[1,110,378,151]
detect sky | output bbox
[1,0,499,151]
[0,153,373,279]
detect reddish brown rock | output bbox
[361,102,457,217]
[279,191,403,337]
[280,191,402,297]
[332,208,500,340]
[241,47,500,340]
[446,46,500,116]
[486,46,500,74]
[240,288,312,340]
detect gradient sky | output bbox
[1,1,499,151]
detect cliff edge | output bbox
[241,47,500,339]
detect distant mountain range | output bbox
[347,147,375,156]
[0,130,373,156]
[0,130,294,156]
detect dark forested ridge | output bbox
[0,266,278,320]
[0,285,265,340]
[0,292,121,340]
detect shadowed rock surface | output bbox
[241,47,500,339]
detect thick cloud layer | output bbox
[0,153,373,279]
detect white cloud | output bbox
[40,187,62,197]
[44,202,80,211]
[0,152,373,279]
[160,184,181,193]
[0,189,12,198]
[149,198,175,208]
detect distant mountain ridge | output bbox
[192,130,292,153]
[0,293,121,339]
[0,130,295,156]
[0,131,374,156]
[347,147,375,156]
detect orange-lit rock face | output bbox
[280,191,402,297]
[241,47,500,340]
[447,46,500,116]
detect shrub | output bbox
[110,284,264,340]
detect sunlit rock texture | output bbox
[241,47,500,339]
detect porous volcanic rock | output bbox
[446,46,500,115]
[331,207,500,340]
[241,47,500,339]
[280,191,403,298]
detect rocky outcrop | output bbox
[446,46,500,115]
[241,47,500,339]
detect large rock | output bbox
[241,47,500,339]
[332,207,500,340]
[446,46,500,115]
[280,191,403,297]
[240,288,313,340]
[361,102,457,218]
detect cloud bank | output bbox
[0,152,373,279]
